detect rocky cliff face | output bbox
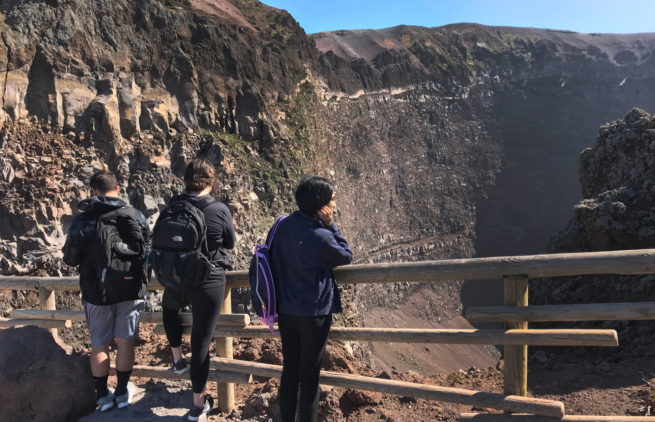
[3,0,655,366]
[0,0,326,275]
[530,109,655,355]
[0,0,314,143]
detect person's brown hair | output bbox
[184,158,215,193]
[90,170,118,195]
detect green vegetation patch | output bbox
[285,81,316,149]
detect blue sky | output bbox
[260,0,655,35]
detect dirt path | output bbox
[75,348,655,421]
[71,323,655,421]
[79,379,193,421]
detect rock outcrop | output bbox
[550,108,655,252]
[532,109,655,355]
[0,326,95,422]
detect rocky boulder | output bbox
[550,108,655,252]
[532,108,655,355]
[0,326,96,422]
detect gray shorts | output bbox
[83,299,146,346]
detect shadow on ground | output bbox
[78,379,211,421]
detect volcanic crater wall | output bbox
[309,25,655,319]
[2,1,655,367]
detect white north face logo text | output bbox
[172,235,183,242]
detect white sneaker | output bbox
[115,382,135,409]
[97,388,115,412]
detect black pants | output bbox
[278,313,332,422]
[162,276,225,393]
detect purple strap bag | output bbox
[248,216,285,333]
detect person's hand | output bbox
[316,205,334,226]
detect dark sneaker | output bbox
[187,395,213,421]
[172,357,189,375]
[115,381,135,409]
[97,388,115,412]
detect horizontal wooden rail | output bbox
[326,249,655,286]
[109,365,252,384]
[13,310,249,327]
[2,249,655,290]
[461,413,655,421]
[207,357,565,417]
[0,278,41,290]
[37,278,166,292]
[216,327,618,346]
[11,319,72,329]
[0,317,14,328]
[0,277,166,291]
[466,302,655,322]
[155,325,618,346]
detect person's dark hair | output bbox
[184,158,215,193]
[90,170,118,194]
[295,176,334,216]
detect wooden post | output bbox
[503,275,528,397]
[39,286,58,338]
[215,288,234,414]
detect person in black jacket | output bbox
[270,176,353,422]
[62,170,149,412]
[160,158,236,421]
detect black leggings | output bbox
[278,313,332,422]
[162,277,225,393]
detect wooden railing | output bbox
[3,249,655,419]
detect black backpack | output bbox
[93,207,148,304]
[150,197,216,290]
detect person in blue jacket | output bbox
[270,176,353,422]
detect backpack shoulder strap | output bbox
[265,216,286,246]
[99,207,146,252]
[99,207,143,230]
[181,201,207,229]
[178,198,214,259]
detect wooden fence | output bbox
[3,248,655,420]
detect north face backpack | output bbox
[150,197,216,290]
[94,207,148,304]
[249,216,285,333]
